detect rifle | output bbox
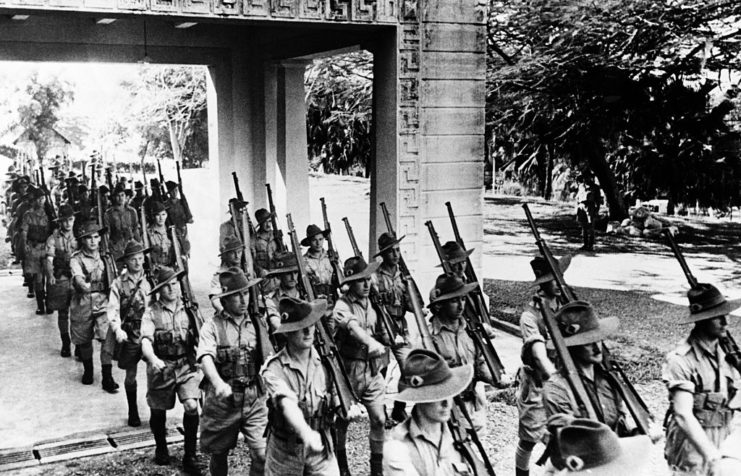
[156,158,167,197]
[320,197,343,300]
[170,226,203,369]
[93,185,117,295]
[265,184,286,252]
[523,204,653,434]
[106,167,114,199]
[176,161,193,223]
[426,220,507,387]
[38,167,57,223]
[663,229,741,373]
[343,216,400,346]
[446,201,493,326]
[287,212,358,419]
[232,172,244,202]
[140,198,154,285]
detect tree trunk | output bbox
[167,120,183,163]
[544,143,554,201]
[584,144,628,220]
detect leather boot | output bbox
[370,452,383,476]
[101,364,119,393]
[182,412,201,475]
[150,410,170,465]
[209,453,228,476]
[125,384,141,427]
[81,359,94,385]
[335,419,351,476]
[35,282,45,315]
[516,468,530,476]
[60,334,71,358]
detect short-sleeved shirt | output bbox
[141,299,190,345]
[107,270,151,331]
[197,311,258,367]
[70,249,108,315]
[147,225,174,268]
[45,228,76,272]
[333,293,382,339]
[430,315,490,383]
[104,205,139,251]
[254,230,277,274]
[519,294,558,347]
[372,263,408,318]
[384,415,471,476]
[543,367,624,432]
[303,249,334,286]
[21,207,49,244]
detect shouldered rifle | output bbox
[320,197,343,298]
[156,158,167,197]
[106,167,114,199]
[232,171,244,203]
[426,220,506,386]
[38,167,57,222]
[663,229,741,373]
[265,184,286,252]
[140,199,154,285]
[176,161,193,223]
[446,201,493,326]
[170,226,203,369]
[343,216,400,346]
[95,188,118,294]
[240,207,256,278]
[287,212,358,419]
[524,204,653,434]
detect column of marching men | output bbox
[2,160,740,476]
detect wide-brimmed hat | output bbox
[117,240,150,262]
[16,175,30,186]
[552,301,619,347]
[212,267,262,298]
[395,349,474,403]
[340,256,380,284]
[300,224,329,247]
[373,232,406,257]
[264,251,299,277]
[548,415,651,475]
[273,297,327,334]
[112,184,127,196]
[28,187,45,199]
[255,208,273,228]
[134,180,144,190]
[149,200,167,215]
[148,266,184,295]
[165,180,178,191]
[428,274,478,307]
[219,236,245,257]
[682,283,741,324]
[76,221,107,240]
[435,241,474,267]
[531,255,572,285]
[55,204,75,221]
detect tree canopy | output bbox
[488,0,741,217]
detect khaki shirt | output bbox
[254,230,277,275]
[107,270,151,332]
[197,311,258,365]
[303,249,334,286]
[141,299,190,345]
[103,205,139,254]
[70,249,108,315]
[21,207,49,244]
[333,293,382,339]
[45,228,76,274]
[384,415,471,476]
[372,263,408,318]
[430,315,490,383]
[147,225,173,268]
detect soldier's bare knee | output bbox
[183,398,198,414]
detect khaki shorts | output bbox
[343,358,386,406]
[70,311,109,346]
[146,358,202,410]
[516,368,547,443]
[200,384,268,454]
[23,243,45,275]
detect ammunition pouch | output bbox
[215,344,258,383]
[268,396,332,443]
[336,328,388,375]
[52,254,72,278]
[121,318,142,335]
[88,281,107,293]
[692,392,734,428]
[27,224,48,244]
[153,330,187,359]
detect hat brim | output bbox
[533,255,573,285]
[555,316,620,347]
[373,235,406,258]
[256,212,274,228]
[340,260,381,284]
[300,230,330,247]
[273,300,328,334]
[148,270,185,295]
[76,226,108,239]
[264,266,299,277]
[218,243,245,257]
[566,434,652,476]
[117,247,151,262]
[212,277,263,299]
[428,282,479,307]
[395,364,474,403]
[435,247,474,267]
[681,298,741,324]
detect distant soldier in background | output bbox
[146,201,175,268]
[438,241,473,282]
[130,181,146,214]
[208,236,244,313]
[264,251,301,332]
[104,184,140,262]
[300,224,334,303]
[45,204,77,357]
[21,187,51,314]
[575,174,601,251]
[165,180,192,257]
[254,208,278,293]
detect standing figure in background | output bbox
[575,174,601,251]
[146,201,175,268]
[254,208,278,293]
[165,180,192,257]
[300,224,334,303]
[209,236,244,313]
[104,184,140,262]
[20,187,51,314]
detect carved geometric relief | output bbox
[299,0,323,19]
[118,0,145,9]
[244,0,269,16]
[353,0,375,22]
[151,0,178,11]
[400,161,419,182]
[400,78,418,105]
[400,132,419,155]
[271,0,296,17]
[182,0,210,13]
[215,0,240,15]
[401,24,419,48]
[401,0,416,21]
[400,107,419,133]
[399,49,419,76]
[328,0,349,20]
[376,0,395,22]
[400,188,418,211]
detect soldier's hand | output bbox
[151,358,167,372]
[48,276,56,286]
[303,429,324,454]
[647,421,663,444]
[115,329,128,343]
[482,323,497,339]
[214,380,232,400]
[367,340,386,358]
[393,335,406,346]
[346,403,364,421]
[495,372,514,389]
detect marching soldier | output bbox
[140,266,202,473]
[146,200,175,268]
[165,180,192,257]
[20,187,51,314]
[209,236,244,313]
[260,297,340,475]
[372,231,413,425]
[332,256,389,476]
[44,204,77,357]
[264,251,301,331]
[428,274,495,433]
[438,241,473,282]
[107,240,152,427]
[575,174,601,251]
[69,221,118,391]
[300,224,334,302]
[218,198,246,250]
[197,268,268,476]
[254,208,278,292]
[130,181,145,213]
[103,184,140,262]
[383,348,476,475]
[515,255,570,476]
[663,284,741,475]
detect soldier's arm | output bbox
[333,298,384,356]
[139,307,166,371]
[70,256,90,293]
[196,320,232,399]
[44,234,56,282]
[106,279,124,336]
[542,376,578,419]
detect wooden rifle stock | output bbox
[265,184,286,252]
[176,161,193,223]
[287,213,358,419]
[156,159,166,197]
[426,220,506,386]
[170,226,203,337]
[94,188,118,294]
[38,167,57,222]
[232,172,244,203]
[320,197,343,298]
